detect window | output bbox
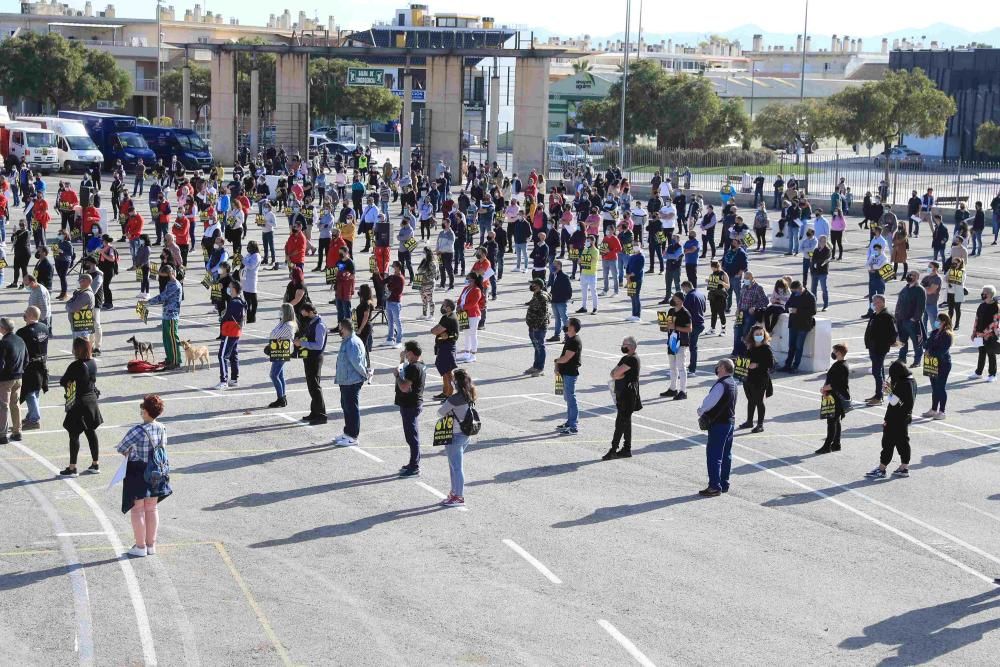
[398,13,406,26]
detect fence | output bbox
[544,145,1000,206]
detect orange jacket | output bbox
[58,189,79,209]
[171,216,191,246]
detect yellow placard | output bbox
[71,307,95,332]
[433,416,455,446]
[269,338,292,361]
[734,356,751,380]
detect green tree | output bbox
[752,101,833,191]
[571,60,593,74]
[309,59,401,122]
[975,121,1000,157]
[827,68,956,182]
[0,32,130,109]
[233,38,276,117]
[161,65,212,123]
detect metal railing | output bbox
[136,78,158,93]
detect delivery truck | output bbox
[0,121,58,173]
[135,125,213,171]
[19,116,104,173]
[57,111,156,170]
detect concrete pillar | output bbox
[512,57,550,180]
[425,55,464,184]
[249,68,260,156]
[181,65,191,128]
[274,53,310,158]
[400,66,412,172]
[487,71,500,167]
[209,50,236,165]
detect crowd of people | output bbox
[0,145,998,550]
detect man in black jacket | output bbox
[0,317,27,443]
[548,260,573,342]
[895,271,927,368]
[781,281,817,373]
[16,306,48,431]
[907,190,922,237]
[864,295,897,405]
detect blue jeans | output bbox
[788,224,800,253]
[446,434,470,496]
[552,302,568,337]
[665,266,681,295]
[688,323,704,372]
[380,201,389,219]
[262,231,275,263]
[602,258,619,293]
[336,299,352,324]
[562,373,578,428]
[529,328,546,370]
[132,176,144,196]
[870,351,886,398]
[972,229,983,255]
[269,360,286,397]
[386,301,402,344]
[129,238,142,264]
[400,404,421,468]
[616,254,627,282]
[648,237,663,270]
[868,274,885,309]
[514,243,528,270]
[726,277,741,311]
[630,284,642,317]
[24,390,40,423]
[706,421,735,491]
[339,382,362,438]
[801,258,810,286]
[933,246,946,265]
[811,273,828,309]
[785,327,807,369]
[897,321,922,364]
[772,191,782,209]
[923,301,939,333]
[993,213,1000,242]
[930,362,951,412]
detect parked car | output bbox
[547,142,591,174]
[874,146,924,169]
[461,131,479,150]
[578,134,615,155]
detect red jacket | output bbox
[326,236,347,268]
[172,216,191,246]
[32,198,50,227]
[472,258,491,276]
[235,194,251,212]
[284,230,307,264]
[125,213,144,241]
[335,267,355,301]
[82,206,101,235]
[600,235,622,261]
[458,284,484,318]
[58,189,79,210]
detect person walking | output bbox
[739,324,774,433]
[816,343,850,454]
[437,368,477,507]
[603,336,641,460]
[296,303,328,425]
[116,394,172,558]
[58,337,102,475]
[431,299,460,400]
[697,358,737,496]
[266,303,296,408]
[922,313,953,420]
[333,318,368,446]
[969,285,999,382]
[554,317,582,435]
[863,295,897,406]
[395,340,427,477]
[866,361,915,479]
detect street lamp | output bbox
[619,0,631,168]
[156,0,162,120]
[799,0,808,103]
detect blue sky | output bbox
[4,0,997,37]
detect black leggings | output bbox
[893,262,908,277]
[755,228,766,251]
[420,220,433,240]
[69,429,99,465]
[12,256,28,285]
[744,382,766,425]
[709,295,727,329]
[824,416,842,448]
[830,230,844,259]
[101,266,114,306]
[612,408,633,448]
[879,429,910,465]
[245,292,258,323]
[947,295,962,329]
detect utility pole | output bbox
[799,0,809,103]
[156,0,163,120]
[619,0,631,168]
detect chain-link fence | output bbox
[543,145,1000,205]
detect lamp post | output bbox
[618,0,631,169]
[799,0,808,103]
[156,0,162,120]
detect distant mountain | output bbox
[542,23,999,50]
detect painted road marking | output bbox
[958,502,1000,525]
[414,481,468,511]
[348,446,385,464]
[502,539,562,584]
[598,619,656,667]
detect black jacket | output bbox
[550,271,572,304]
[0,331,27,381]
[864,310,898,355]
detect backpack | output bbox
[458,397,482,436]
[143,432,171,495]
[127,359,162,373]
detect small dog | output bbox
[126,336,155,361]
[180,340,211,372]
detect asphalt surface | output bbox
[1,173,1000,666]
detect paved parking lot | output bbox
[1,174,999,665]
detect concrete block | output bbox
[769,313,832,373]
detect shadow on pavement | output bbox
[551,494,707,528]
[203,474,400,510]
[248,504,444,547]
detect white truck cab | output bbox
[0,121,58,173]
[18,116,103,173]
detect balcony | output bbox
[136,78,159,94]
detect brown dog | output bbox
[180,340,211,372]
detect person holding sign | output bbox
[945,259,966,330]
[436,369,477,507]
[739,324,774,433]
[265,304,297,409]
[576,235,600,315]
[922,313,953,420]
[865,361,915,479]
[65,273,96,341]
[969,285,1000,382]
[397,216,416,282]
[331,246,355,324]
[142,266,182,370]
[395,341,427,478]
[660,292,692,401]
[455,273,485,363]
[58,337,102,477]
[863,242,890,319]
[333,318,368,444]
[431,299,460,400]
[816,344,850,454]
[624,244,645,322]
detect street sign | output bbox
[348,68,385,87]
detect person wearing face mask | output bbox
[945,258,966,329]
[922,313,953,420]
[395,341,427,477]
[576,235,600,314]
[431,299,460,400]
[294,303,328,425]
[705,259,730,336]
[604,337,641,460]
[333,318,368,446]
[313,205,334,272]
[799,228,817,287]
[142,265,182,370]
[894,271,927,368]
[624,243,645,322]
[214,281,246,390]
[969,285,1000,382]
[921,262,942,332]
[739,324,774,433]
[456,273,485,363]
[733,272,768,358]
[817,344,850,454]
[524,278,551,376]
[554,318,582,435]
[697,358,737,496]
[682,230,700,286]
[780,280,816,374]
[722,237,748,312]
[863,242,890,319]
[809,235,831,312]
[866,360,915,479]
[660,291,692,400]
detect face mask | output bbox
[984,295,990,301]
[620,346,629,354]
[585,241,592,248]
[562,326,569,333]
[753,334,764,344]
[932,320,941,330]
[742,279,750,287]
[831,352,838,360]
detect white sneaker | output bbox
[628,315,641,322]
[969,372,982,380]
[213,382,228,390]
[706,328,715,335]
[464,355,477,363]
[720,328,727,336]
[145,544,156,555]
[990,376,997,383]
[921,409,937,418]
[127,545,147,558]
[455,352,471,361]
[933,412,946,420]
[338,435,358,446]
[393,343,403,350]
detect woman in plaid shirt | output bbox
[116,394,172,558]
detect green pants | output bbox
[161,319,180,366]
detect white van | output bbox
[19,116,103,173]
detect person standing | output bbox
[455,273,485,363]
[431,299,460,400]
[946,259,966,330]
[863,295,897,405]
[333,318,368,445]
[602,335,642,460]
[548,260,571,342]
[733,272,768,358]
[395,340,427,477]
[525,278,551,377]
[810,235,831,311]
[697,358,737,496]
[266,303,297,409]
[0,317,27,444]
[817,343,850,454]
[16,306,48,432]
[740,324,774,433]
[437,368,477,507]
[921,261,942,332]
[142,266,182,370]
[530,231,550,282]
[866,361,915,479]
[895,271,927,368]
[705,260,729,336]
[922,314,953,420]
[864,242,890,318]
[295,304,328,425]
[385,261,406,349]
[624,244,645,322]
[781,281,816,373]
[214,281,246,390]
[576,235,600,314]
[969,285,999,382]
[599,228,622,296]
[58,337,102,475]
[554,317,582,435]
[660,291,692,400]
[436,219,456,289]
[722,237,748,312]
[116,394,171,558]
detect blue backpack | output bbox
[143,441,171,496]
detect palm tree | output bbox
[572,60,593,74]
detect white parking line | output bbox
[414,481,468,511]
[597,619,656,667]
[502,539,562,584]
[348,446,385,464]
[957,502,1000,524]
